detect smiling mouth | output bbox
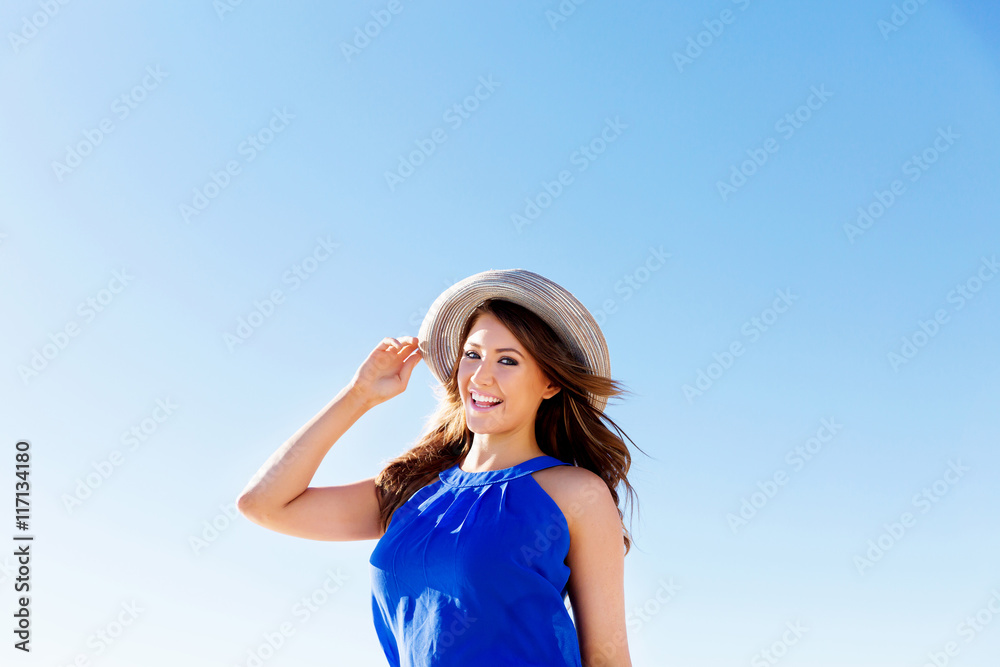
[470,393,503,410]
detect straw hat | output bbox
[417,269,611,412]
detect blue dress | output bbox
[369,454,583,666]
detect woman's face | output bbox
[457,312,561,435]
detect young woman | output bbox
[237,269,641,666]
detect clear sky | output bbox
[2,1,999,665]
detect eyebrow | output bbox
[464,342,523,356]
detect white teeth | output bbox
[472,392,502,404]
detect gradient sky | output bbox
[2,1,999,665]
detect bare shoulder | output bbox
[530,464,618,531]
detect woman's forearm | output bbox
[236,383,373,514]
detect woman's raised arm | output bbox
[235,337,422,541]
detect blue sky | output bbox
[2,1,999,665]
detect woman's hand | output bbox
[349,336,423,408]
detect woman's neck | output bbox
[460,434,545,472]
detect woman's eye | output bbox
[462,351,517,365]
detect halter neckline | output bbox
[439,455,571,487]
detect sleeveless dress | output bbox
[369,455,583,666]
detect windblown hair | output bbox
[374,298,644,553]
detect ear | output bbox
[542,383,561,400]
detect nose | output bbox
[470,358,493,387]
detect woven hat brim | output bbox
[417,269,610,413]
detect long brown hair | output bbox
[374,298,644,553]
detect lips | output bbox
[469,392,503,410]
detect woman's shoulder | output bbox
[531,461,604,490]
[530,463,617,530]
